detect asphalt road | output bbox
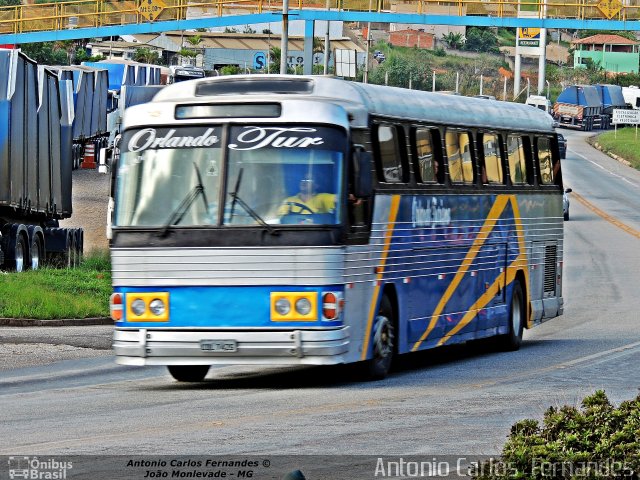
[1,130,639,462]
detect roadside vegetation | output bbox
[593,128,640,171]
[472,390,640,479]
[0,250,111,319]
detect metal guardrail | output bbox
[0,0,636,36]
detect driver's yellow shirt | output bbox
[278,193,336,215]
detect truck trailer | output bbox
[595,84,628,129]
[0,49,83,271]
[553,85,604,131]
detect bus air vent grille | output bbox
[543,244,557,296]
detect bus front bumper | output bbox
[113,327,351,366]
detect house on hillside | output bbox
[572,34,639,74]
[389,29,435,49]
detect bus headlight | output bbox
[149,298,166,316]
[295,298,312,315]
[131,298,146,316]
[271,292,317,321]
[275,298,291,315]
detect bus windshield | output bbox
[114,124,346,228]
[224,125,345,226]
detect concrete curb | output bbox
[0,317,112,327]
[591,141,632,167]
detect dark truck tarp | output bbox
[50,65,108,140]
[0,50,71,219]
[595,84,627,113]
[38,67,70,216]
[121,85,164,111]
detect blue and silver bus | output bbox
[110,75,565,381]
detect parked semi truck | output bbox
[47,65,110,170]
[0,49,84,271]
[595,84,628,129]
[553,85,604,130]
[83,60,165,168]
[168,64,205,84]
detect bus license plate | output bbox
[200,340,237,352]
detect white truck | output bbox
[622,86,640,109]
[526,95,552,113]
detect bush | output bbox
[473,391,640,479]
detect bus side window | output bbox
[446,129,473,184]
[376,124,404,183]
[507,134,529,185]
[536,137,555,185]
[414,127,442,184]
[482,132,504,184]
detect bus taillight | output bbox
[110,293,123,321]
[322,292,343,320]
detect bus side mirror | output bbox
[353,148,373,198]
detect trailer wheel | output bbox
[2,225,28,272]
[8,233,27,272]
[60,231,75,268]
[29,234,44,270]
[76,229,84,266]
[168,365,210,382]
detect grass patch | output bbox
[593,128,640,170]
[0,249,111,319]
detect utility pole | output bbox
[323,0,330,74]
[280,0,289,74]
[363,0,372,83]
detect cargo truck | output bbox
[0,49,83,271]
[46,65,110,170]
[553,85,604,131]
[595,84,628,129]
[82,60,165,170]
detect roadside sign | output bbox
[612,108,640,140]
[138,0,166,21]
[517,27,540,47]
[597,0,622,19]
[612,109,640,124]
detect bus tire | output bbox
[168,365,210,382]
[364,295,396,380]
[497,280,524,351]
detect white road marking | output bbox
[572,149,639,188]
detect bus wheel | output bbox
[497,281,524,351]
[168,365,210,382]
[365,296,396,380]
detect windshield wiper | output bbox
[227,169,279,236]
[159,162,209,237]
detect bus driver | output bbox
[278,175,336,216]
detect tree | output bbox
[441,32,464,50]
[133,47,162,65]
[463,27,499,54]
[178,48,197,59]
[220,65,241,75]
[73,48,105,64]
[19,42,69,65]
[0,0,20,6]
